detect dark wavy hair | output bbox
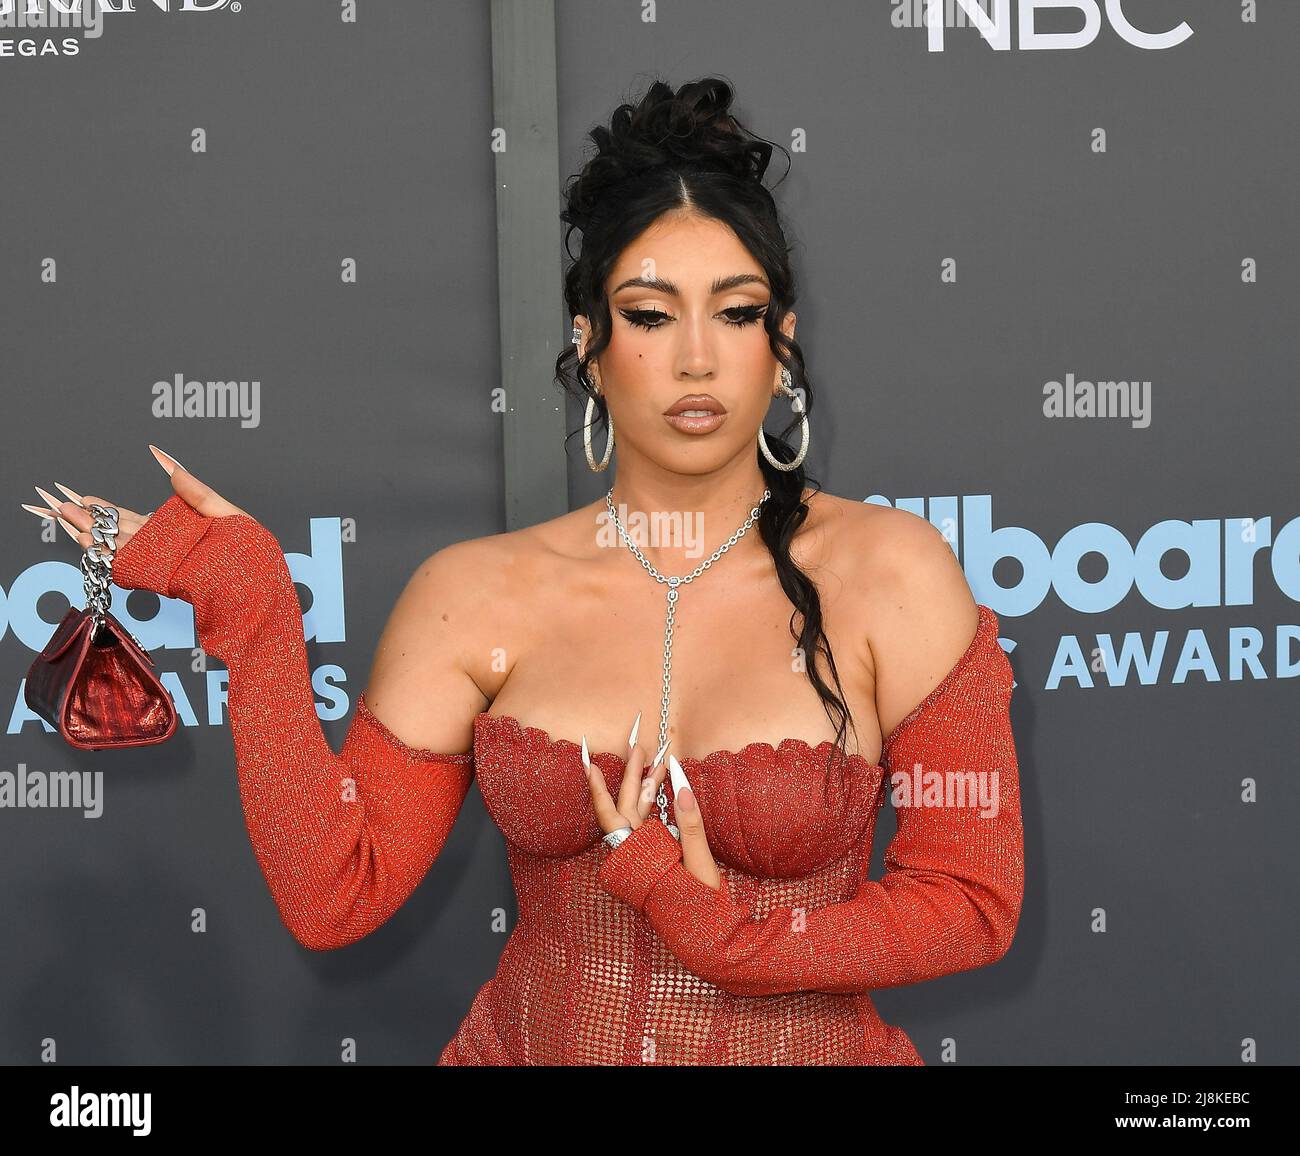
[554,75,859,787]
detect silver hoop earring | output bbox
[758,367,810,471]
[584,391,614,472]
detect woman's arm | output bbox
[112,493,485,951]
[596,602,1022,996]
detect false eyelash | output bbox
[619,303,770,331]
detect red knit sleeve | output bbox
[112,493,476,951]
[595,603,1024,997]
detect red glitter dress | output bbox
[113,494,1024,1066]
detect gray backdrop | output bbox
[1,0,1295,1065]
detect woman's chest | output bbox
[471,710,886,877]
[483,539,881,765]
[469,506,887,875]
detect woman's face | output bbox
[575,210,795,471]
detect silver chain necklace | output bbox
[603,486,772,836]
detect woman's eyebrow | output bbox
[610,273,770,296]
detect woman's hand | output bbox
[21,444,249,551]
[661,756,723,891]
[584,712,669,835]
[585,714,723,891]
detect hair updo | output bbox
[555,75,859,786]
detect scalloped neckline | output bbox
[474,709,885,772]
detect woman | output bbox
[23,77,1023,1065]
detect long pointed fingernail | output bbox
[34,485,65,514]
[22,504,81,542]
[668,754,691,802]
[53,482,85,507]
[580,734,592,772]
[651,738,670,770]
[148,445,183,475]
[627,710,641,749]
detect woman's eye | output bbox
[722,303,769,328]
[619,308,670,330]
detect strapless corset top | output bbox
[470,712,888,878]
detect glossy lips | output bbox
[663,393,727,435]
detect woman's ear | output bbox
[573,315,603,394]
[776,310,797,393]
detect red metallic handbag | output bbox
[24,502,177,750]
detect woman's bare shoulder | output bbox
[418,503,590,597]
[834,501,981,740]
[361,518,559,745]
[832,499,954,573]
[800,490,908,572]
